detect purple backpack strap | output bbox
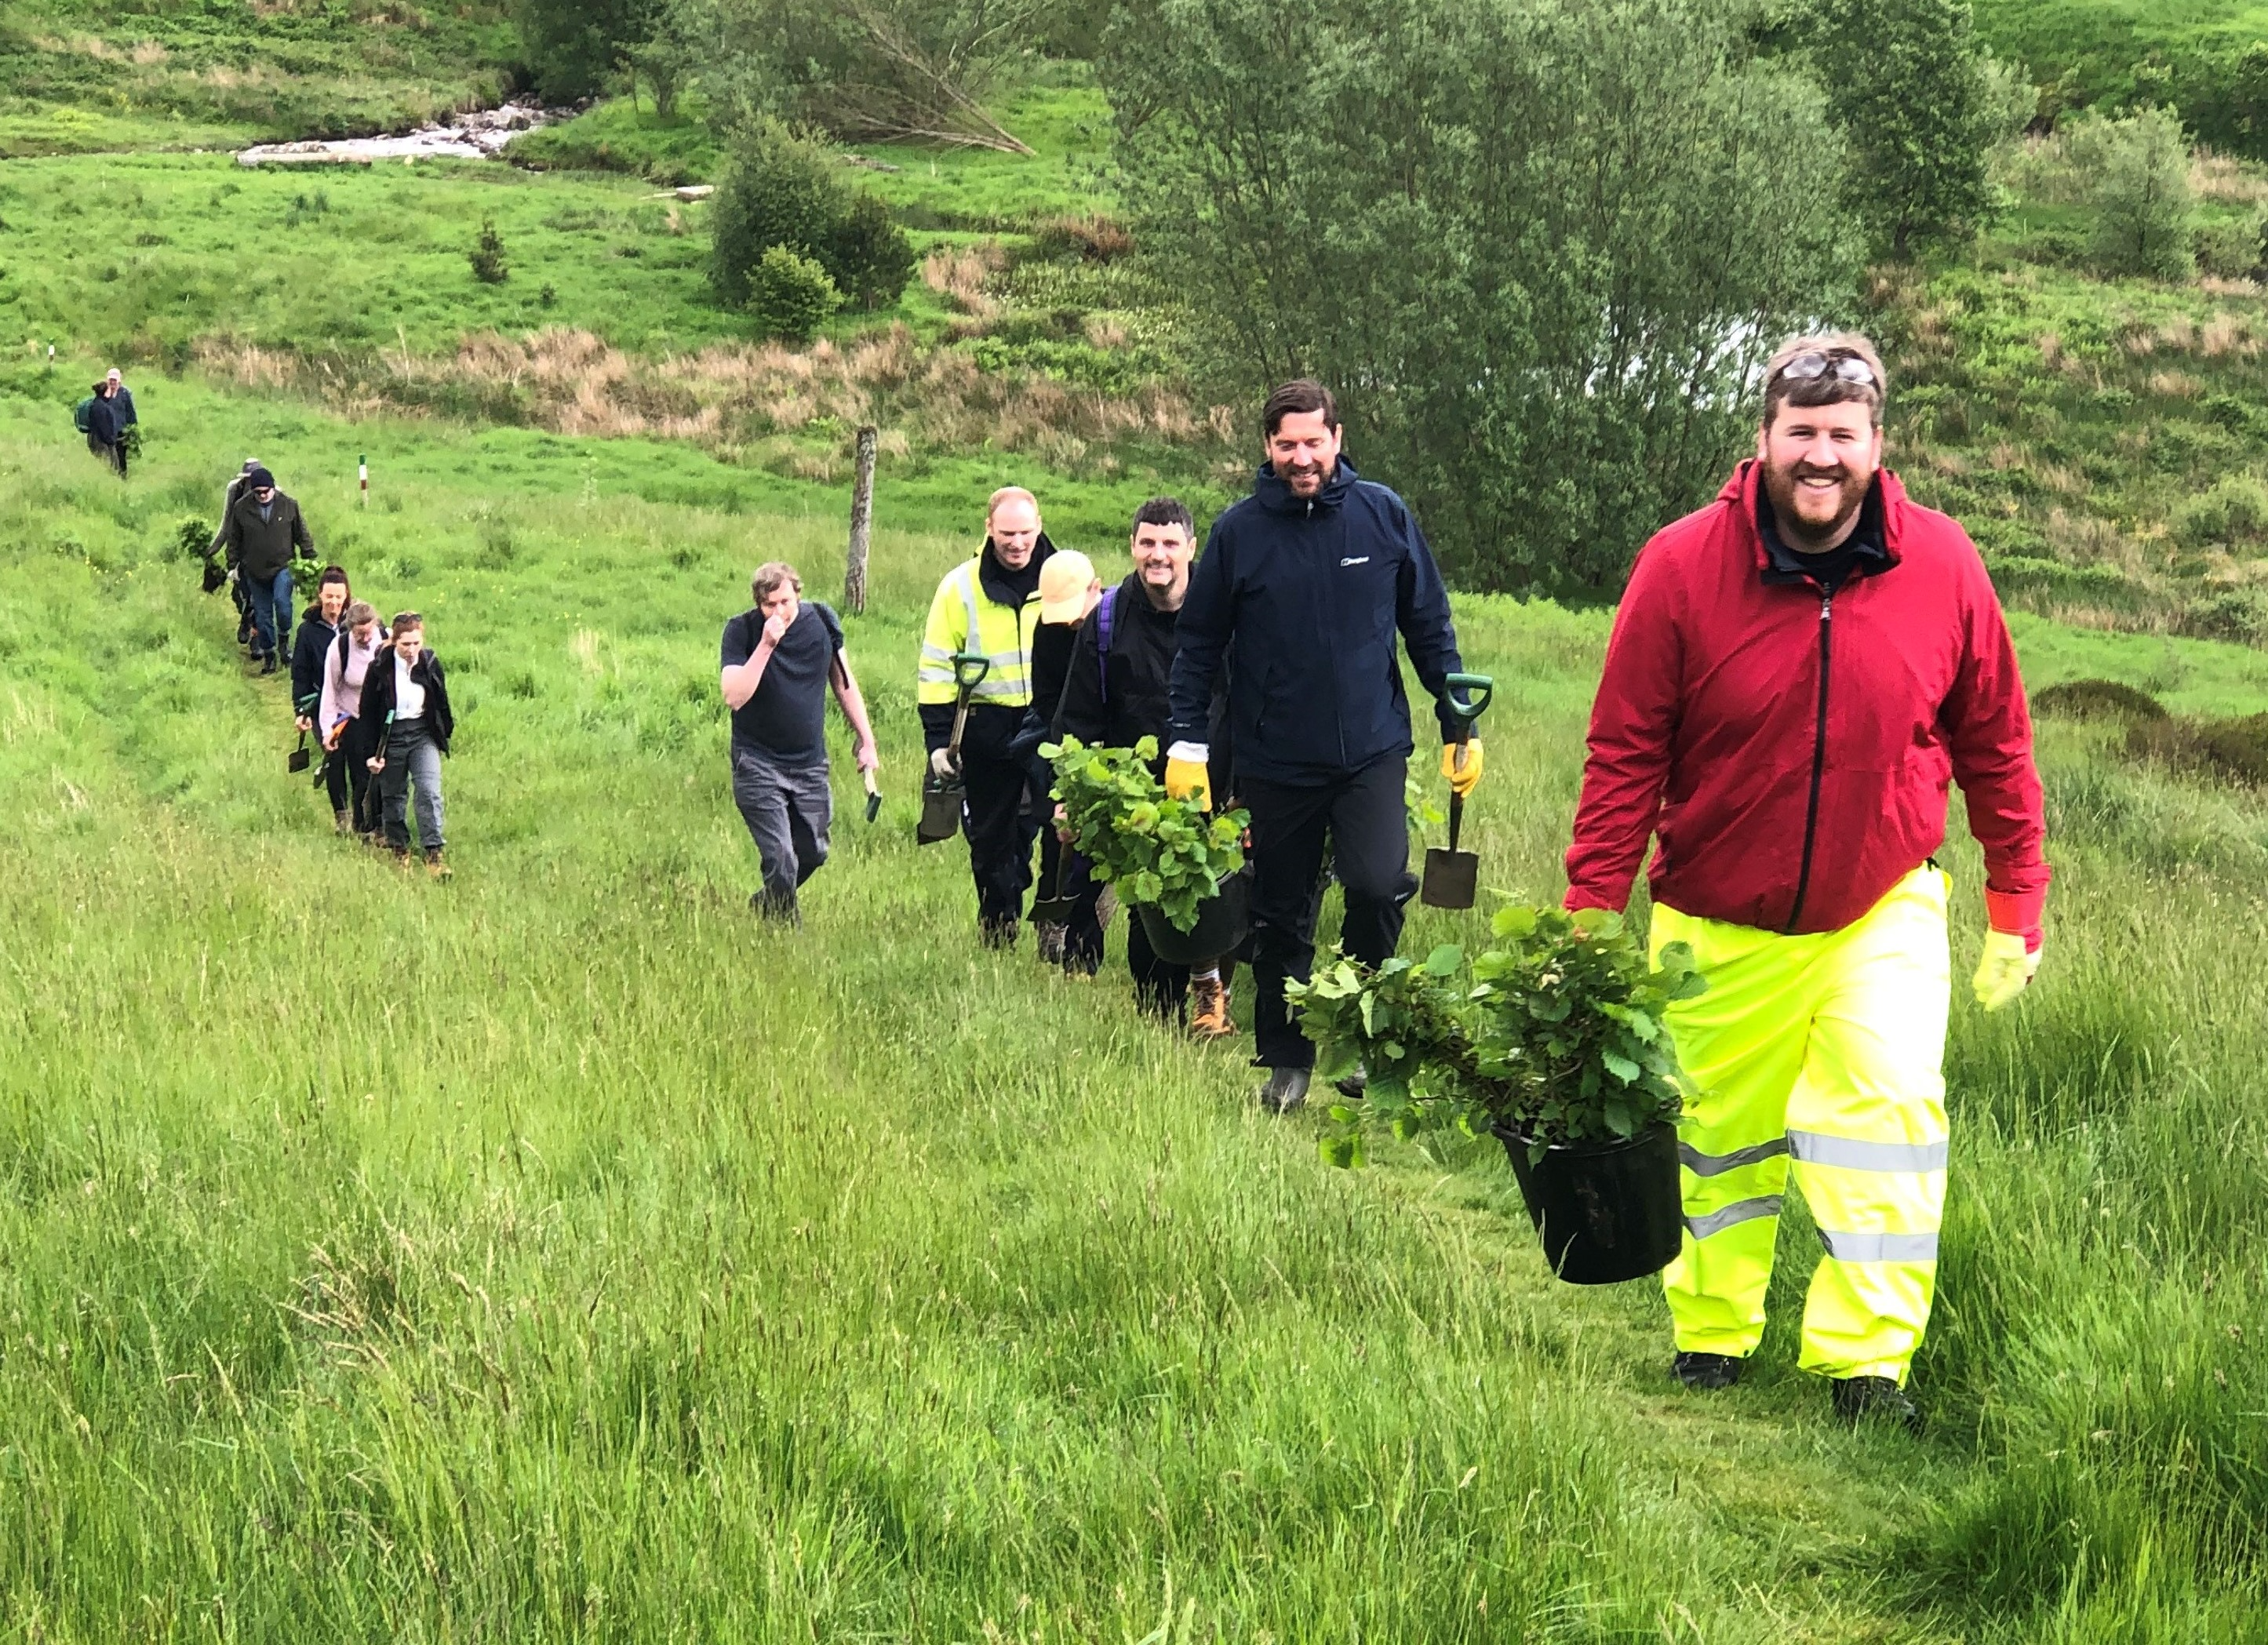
[1094,586,1116,705]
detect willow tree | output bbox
[1099,0,1860,597]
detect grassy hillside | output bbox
[0,0,517,155]
[5,363,2268,1639]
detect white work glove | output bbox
[930,747,960,781]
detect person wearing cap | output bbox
[208,460,264,652]
[104,368,137,432]
[1561,330,2050,1431]
[1018,547,1101,963]
[220,464,314,675]
[916,486,1059,948]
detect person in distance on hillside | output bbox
[208,460,264,651]
[319,600,388,843]
[104,368,137,434]
[359,612,455,879]
[1562,332,2050,1433]
[1165,380,1474,1114]
[220,465,314,675]
[917,485,1058,948]
[83,377,129,478]
[292,566,355,832]
[1015,547,1101,964]
[720,561,880,924]
[1055,497,1240,1036]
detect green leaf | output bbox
[1424,944,1465,977]
[1600,1051,1640,1083]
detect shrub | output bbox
[1031,213,1136,264]
[710,120,841,310]
[2193,210,2266,280]
[1290,906,1706,1168]
[2073,107,2197,281]
[710,121,914,315]
[2128,711,2268,784]
[747,246,840,343]
[2031,679,2169,722]
[826,191,916,311]
[2172,472,2268,547]
[469,220,509,284]
[1044,737,1248,934]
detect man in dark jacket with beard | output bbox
[1165,380,1475,1113]
[917,486,1057,947]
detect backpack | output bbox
[1092,587,1118,704]
[73,397,93,435]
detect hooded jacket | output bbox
[917,533,1058,762]
[355,642,455,755]
[289,608,338,710]
[1167,460,1465,784]
[1564,461,2048,937]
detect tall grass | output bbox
[2,371,2267,1636]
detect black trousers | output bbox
[1242,754,1415,1068]
[321,740,351,815]
[963,751,1039,930]
[340,716,381,833]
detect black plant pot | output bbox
[1133,871,1250,966]
[1494,1121,1682,1286]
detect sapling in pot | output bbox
[1043,735,1250,946]
[1291,904,1707,1283]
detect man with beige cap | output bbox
[917,485,1065,947]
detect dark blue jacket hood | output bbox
[1167,459,1466,784]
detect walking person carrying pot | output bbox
[1053,498,1239,1035]
[916,486,1058,948]
[359,613,455,879]
[720,561,881,923]
[1164,380,1475,1114]
[1562,332,2051,1432]
[220,465,314,675]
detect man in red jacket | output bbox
[1563,332,2049,1430]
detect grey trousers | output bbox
[731,743,832,918]
[380,722,445,853]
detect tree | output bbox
[828,193,916,310]
[2077,107,2197,281]
[1097,0,1858,599]
[515,0,665,103]
[1809,0,2009,258]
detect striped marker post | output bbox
[359,454,369,508]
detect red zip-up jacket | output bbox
[1564,462,2048,937]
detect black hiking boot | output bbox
[1334,1065,1369,1100]
[1257,1067,1310,1114]
[979,917,1018,950]
[1832,1376,1923,1434]
[1671,1352,1744,1390]
[259,655,277,675]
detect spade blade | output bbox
[1420,846,1478,909]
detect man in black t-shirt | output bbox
[720,561,880,922]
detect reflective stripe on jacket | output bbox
[918,554,1044,708]
[1564,461,2048,937]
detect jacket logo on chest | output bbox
[1340,555,1370,567]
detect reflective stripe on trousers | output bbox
[1651,864,1951,1385]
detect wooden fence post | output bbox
[844,424,877,616]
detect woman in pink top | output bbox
[319,600,388,839]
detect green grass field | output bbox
[3,360,2267,1639]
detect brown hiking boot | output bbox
[1189,974,1235,1040]
[334,807,352,835]
[424,850,450,881]
[391,846,412,868]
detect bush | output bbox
[2194,210,2266,280]
[469,220,509,284]
[826,192,916,311]
[747,246,840,342]
[1044,737,1249,933]
[2031,679,2169,721]
[2172,472,2268,547]
[2128,711,2268,784]
[2072,107,2197,281]
[1031,213,1136,264]
[710,120,913,315]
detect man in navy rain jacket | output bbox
[1165,380,1480,1113]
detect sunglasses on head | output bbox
[1773,350,1879,391]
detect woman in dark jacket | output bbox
[357,611,456,878]
[291,566,352,830]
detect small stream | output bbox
[237,101,573,166]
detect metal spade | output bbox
[1420,671,1494,910]
[917,650,989,844]
[863,767,882,824]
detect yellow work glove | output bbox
[1163,755,1212,810]
[1972,928,2041,1011]
[1440,738,1484,799]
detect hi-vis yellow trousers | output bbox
[1650,866,1950,1385]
